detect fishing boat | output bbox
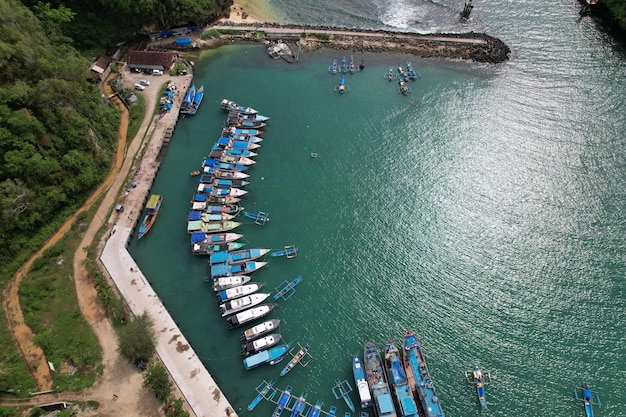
[329,406,338,417]
[214,137,262,150]
[138,194,163,239]
[342,56,348,73]
[464,363,491,409]
[290,392,308,417]
[220,293,271,317]
[229,110,271,123]
[192,203,242,215]
[241,319,280,342]
[227,303,277,328]
[406,62,419,80]
[187,220,241,234]
[248,380,276,411]
[397,64,409,82]
[208,148,257,160]
[244,212,271,223]
[209,178,251,189]
[204,168,250,180]
[384,341,418,417]
[364,341,397,417]
[214,154,256,166]
[349,54,357,74]
[243,343,291,370]
[223,126,264,136]
[332,379,355,412]
[271,385,294,417]
[221,99,259,115]
[309,400,324,417]
[226,115,267,129]
[335,75,348,94]
[192,193,241,208]
[574,384,601,417]
[359,60,365,70]
[271,246,299,258]
[242,333,282,356]
[402,330,445,417]
[188,212,234,223]
[280,344,311,376]
[192,241,245,256]
[330,59,338,74]
[209,248,271,265]
[180,84,196,113]
[190,232,242,245]
[211,261,268,278]
[398,81,411,96]
[273,276,303,301]
[203,157,250,172]
[388,66,394,82]
[353,353,373,409]
[217,282,265,302]
[184,85,204,115]
[211,275,251,291]
[223,134,264,144]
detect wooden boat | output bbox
[221,99,259,115]
[248,380,276,411]
[226,115,267,129]
[208,148,257,160]
[204,167,250,180]
[364,341,396,417]
[241,319,281,342]
[209,178,250,189]
[335,75,349,94]
[194,203,242,215]
[183,85,203,115]
[406,62,419,80]
[211,275,251,291]
[328,406,338,417]
[341,56,348,73]
[270,384,293,417]
[209,248,271,265]
[180,84,195,113]
[349,54,357,74]
[465,363,492,409]
[227,303,277,328]
[243,344,291,371]
[273,276,302,301]
[353,353,373,409]
[190,170,201,176]
[198,212,235,223]
[402,330,444,417]
[398,81,412,96]
[214,137,262,150]
[210,261,268,278]
[387,66,394,82]
[279,344,311,376]
[330,58,338,74]
[397,64,409,82]
[290,392,307,417]
[332,379,355,412]
[214,154,256,166]
[191,194,241,208]
[223,127,264,136]
[220,293,271,317]
[574,384,601,417]
[223,134,264,144]
[138,194,162,239]
[242,333,282,356]
[384,341,418,417]
[186,220,241,234]
[190,232,242,245]
[244,212,271,223]
[196,185,248,198]
[308,400,324,417]
[271,246,299,257]
[228,110,270,123]
[359,60,365,70]
[203,157,250,172]
[192,241,244,256]
[217,282,265,302]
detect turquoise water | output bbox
[129,1,626,416]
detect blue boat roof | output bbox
[190,232,205,243]
[231,252,247,262]
[194,193,206,202]
[188,211,201,221]
[210,251,229,263]
[400,394,418,417]
[377,393,395,416]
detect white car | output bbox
[139,79,150,86]
[134,83,145,91]
[152,69,164,76]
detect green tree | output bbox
[117,312,156,363]
[143,361,171,402]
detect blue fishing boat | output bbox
[335,75,348,94]
[353,353,373,409]
[271,246,299,258]
[210,261,268,278]
[384,341,418,417]
[223,127,264,136]
[180,84,195,113]
[280,343,311,376]
[406,62,420,80]
[208,177,251,189]
[271,385,294,417]
[465,363,492,409]
[184,85,203,115]
[574,384,601,417]
[397,64,409,82]
[309,400,324,417]
[209,248,271,265]
[221,99,258,115]
[244,211,271,224]
[138,194,162,239]
[332,379,355,412]
[273,276,303,301]
[330,59,338,74]
[209,147,257,160]
[364,342,396,417]
[342,56,348,73]
[402,330,444,417]
[244,343,291,370]
[328,406,338,417]
[248,379,276,411]
[387,66,394,82]
[290,392,308,417]
[203,157,249,172]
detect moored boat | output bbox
[223,126,264,136]
[290,392,308,417]
[138,194,163,239]
[228,303,277,327]
[184,85,204,115]
[186,220,241,234]
[333,379,355,412]
[192,241,244,256]
[217,282,265,302]
[210,248,271,265]
[180,84,196,113]
[211,261,268,278]
[221,99,259,115]
[242,333,282,356]
[243,343,291,370]
[280,344,310,376]
[190,232,242,245]
[402,330,445,417]
[364,342,397,417]
[241,318,281,342]
[209,178,251,189]
[244,212,271,222]
[384,341,418,417]
[330,58,338,74]
[271,247,299,257]
[228,110,270,123]
[464,363,491,409]
[220,293,271,317]
[270,384,294,417]
[248,379,275,411]
[211,275,251,291]
[353,353,373,409]
[204,167,250,180]
[309,400,324,417]
[187,212,235,222]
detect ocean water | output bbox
[129,1,626,416]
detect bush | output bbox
[117,312,156,363]
[143,361,171,402]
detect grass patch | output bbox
[308,33,330,41]
[19,208,103,392]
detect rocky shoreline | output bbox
[209,22,511,64]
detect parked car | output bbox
[139,79,150,86]
[152,69,164,76]
[134,83,145,91]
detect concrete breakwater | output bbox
[208,22,510,63]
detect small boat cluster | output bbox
[329,55,364,94]
[180,83,204,116]
[386,62,420,96]
[158,81,179,115]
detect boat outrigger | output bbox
[574,384,601,417]
[272,385,294,417]
[280,343,312,376]
[273,276,303,301]
[271,245,299,258]
[248,380,277,411]
[465,363,492,409]
[332,379,355,412]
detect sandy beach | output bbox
[220,0,281,24]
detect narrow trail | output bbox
[1,71,164,415]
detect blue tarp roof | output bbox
[210,251,229,264]
[176,37,192,45]
[188,211,201,221]
[190,232,206,243]
[194,193,206,202]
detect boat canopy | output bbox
[377,393,395,416]
[188,211,201,221]
[146,194,161,209]
[194,193,206,202]
[210,251,229,264]
[190,232,206,243]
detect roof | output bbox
[145,194,161,209]
[91,55,112,74]
[127,51,176,69]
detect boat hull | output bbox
[241,319,281,342]
[227,303,277,328]
[138,194,162,239]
